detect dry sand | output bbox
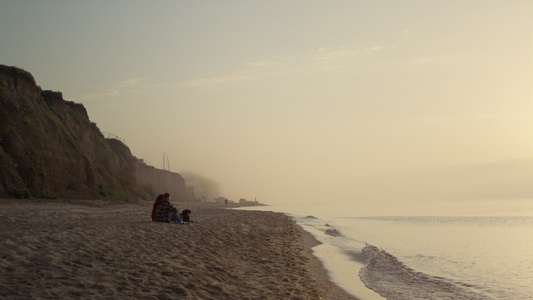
[0,199,357,299]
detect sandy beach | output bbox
[0,199,356,299]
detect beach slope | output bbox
[0,200,355,299]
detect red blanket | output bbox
[151,199,169,221]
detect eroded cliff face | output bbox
[0,65,190,200]
[136,162,191,201]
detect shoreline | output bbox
[0,199,358,299]
[296,223,359,300]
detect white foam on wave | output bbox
[359,245,488,300]
[295,216,385,300]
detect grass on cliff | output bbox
[7,188,57,200]
[98,185,135,202]
[0,65,37,86]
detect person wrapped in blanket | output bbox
[151,192,188,224]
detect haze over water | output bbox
[1,1,531,206]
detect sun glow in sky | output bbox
[1,1,531,204]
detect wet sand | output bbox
[0,199,357,299]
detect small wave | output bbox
[345,250,367,264]
[324,228,342,237]
[304,215,317,219]
[359,245,487,300]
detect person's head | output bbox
[163,192,170,200]
[155,194,164,201]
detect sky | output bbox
[1,1,532,204]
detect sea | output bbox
[237,199,533,300]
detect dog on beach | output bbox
[180,209,192,222]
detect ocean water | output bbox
[237,199,533,300]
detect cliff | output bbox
[136,161,192,201]
[0,65,190,200]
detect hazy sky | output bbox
[1,1,531,204]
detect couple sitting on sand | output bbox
[151,192,188,225]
